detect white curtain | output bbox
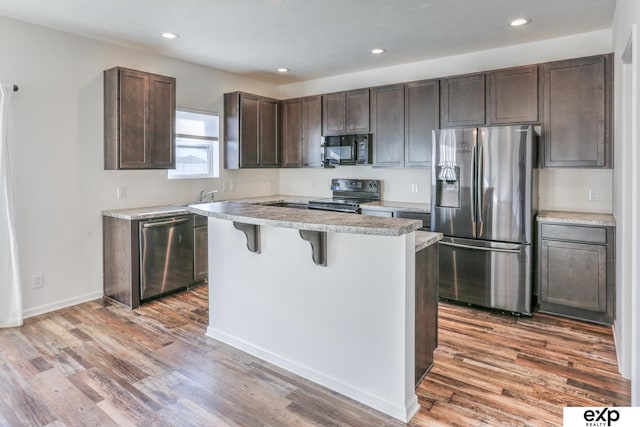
[0,83,22,327]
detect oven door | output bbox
[308,198,360,213]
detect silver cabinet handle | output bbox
[142,217,191,228]
[439,241,521,254]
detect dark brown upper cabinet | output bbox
[487,65,539,124]
[259,97,279,167]
[371,84,405,167]
[281,96,322,168]
[104,67,176,170]
[322,89,370,135]
[281,98,303,167]
[224,92,279,169]
[405,79,440,167]
[440,73,485,128]
[542,54,613,168]
[301,96,323,167]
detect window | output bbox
[168,109,219,179]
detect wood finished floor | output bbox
[0,285,630,426]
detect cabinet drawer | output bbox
[395,211,430,230]
[539,224,606,244]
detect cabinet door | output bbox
[148,74,176,168]
[405,80,439,167]
[539,239,607,313]
[194,226,208,282]
[487,65,538,124]
[371,84,405,167]
[440,73,486,127]
[118,69,149,169]
[346,89,370,133]
[259,97,279,167]
[322,92,347,135]
[542,54,612,168]
[302,95,322,167]
[281,99,302,167]
[239,93,260,168]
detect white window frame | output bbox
[168,108,219,180]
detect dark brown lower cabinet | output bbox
[415,243,438,385]
[103,216,141,308]
[537,222,615,325]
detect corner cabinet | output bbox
[541,54,613,168]
[281,96,322,168]
[104,67,176,170]
[224,92,279,169]
[322,89,370,135]
[537,220,615,325]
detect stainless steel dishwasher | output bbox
[139,215,194,301]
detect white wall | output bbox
[612,0,640,405]
[0,16,280,316]
[279,30,615,213]
[206,218,418,421]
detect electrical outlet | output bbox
[117,186,127,200]
[411,184,418,194]
[589,189,599,201]
[32,274,44,289]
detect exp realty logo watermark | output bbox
[564,407,639,427]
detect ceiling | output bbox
[0,0,616,84]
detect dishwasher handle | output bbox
[142,217,191,228]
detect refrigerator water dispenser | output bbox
[434,166,460,208]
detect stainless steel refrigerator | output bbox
[430,125,537,315]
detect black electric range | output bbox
[307,179,381,214]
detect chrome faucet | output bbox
[197,190,217,203]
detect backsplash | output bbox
[280,166,614,214]
[279,167,431,203]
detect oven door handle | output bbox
[308,205,358,214]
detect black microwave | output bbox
[321,134,372,166]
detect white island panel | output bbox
[206,217,419,422]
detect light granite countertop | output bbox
[101,196,431,221]
[537,210,616,227]
[102,205,193,220]
[188,201,424,236]
[415,231,442,252]
[225,195,318,205]
[228,195,430,213]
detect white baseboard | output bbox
[207,326,420,423]
[23,291,104,319]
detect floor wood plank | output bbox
[0,286,630,426]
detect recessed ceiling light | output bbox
[161,32,179,39]
[370,48,386,55]
[509,18,530,27]
[277,68,289,73]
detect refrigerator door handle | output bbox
[476,129,484,229]
[439,241,521,254]
[471,137,477,232]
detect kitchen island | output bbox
[188,201,441,422]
